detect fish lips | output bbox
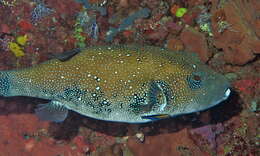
[201,86,231,111]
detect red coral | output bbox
[233,78,260,95]
[72,135,91,153]
[18,20,33,31]
[0,24,10,33]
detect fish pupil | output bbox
[193,75,201,81]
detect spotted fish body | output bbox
[0,45,230,123]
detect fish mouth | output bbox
[169,88,232,118]
[196,87,231,112]
[210,87,231,108]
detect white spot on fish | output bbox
[224,88,231,98]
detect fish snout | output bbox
[209,80,231,108]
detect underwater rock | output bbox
[211,0,260,65]
[167,38,184,51]
[106,8,151,42]
[127,128,202,156]
[189,123,224,153]
[180,27,212,63]
[135,132,145,143]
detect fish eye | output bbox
[187,73,202,89]
[193,75,201,81]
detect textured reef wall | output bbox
[0,0,259,156]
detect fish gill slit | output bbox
[155,82,167,111]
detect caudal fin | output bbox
[0,71,11,96]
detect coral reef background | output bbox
[0,0,259,156]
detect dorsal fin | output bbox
[49,48,82,62]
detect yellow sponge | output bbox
[16,35,28,46]
[8,42,25,57]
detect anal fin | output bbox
[35,101,68,122]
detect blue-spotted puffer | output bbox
[0,45,231,123]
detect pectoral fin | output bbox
[35,101,68,122]
[148,80,173,112]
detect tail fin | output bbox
[0,71,10,96]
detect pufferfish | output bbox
[0,45,231,123]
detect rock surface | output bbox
[211,0,260,65]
